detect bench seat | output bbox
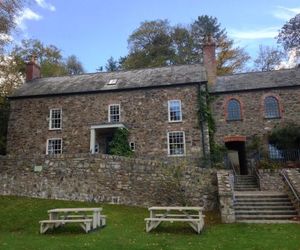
[145,218,202,222]
[39,219,93,234]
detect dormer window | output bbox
[107,79,118,85]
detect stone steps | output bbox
[234,191,298,223]
[234,175,259,192]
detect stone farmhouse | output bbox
[1,41,300,222]
[7,42,300,173]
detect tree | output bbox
[66,55,84,75]
[277,13,300,52]
[122,20,175,69]
[191,16,250,75]
[121,17,250,74]
[105,56,120,72]
[11,39,68,77]
[253,45,284,71]
[0,0,23,50]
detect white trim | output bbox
[46,138,63,155]
[168,100,182,123]
[90,123,125,130]
[108,104,120,123]
[49,108,62,130]
[129,142,136,151]
[167,131,186,157]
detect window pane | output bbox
[109,105,120,122]
[169,100,182,121]
[50,109,62,129]
[47,139,62,155]
[265,96,280,118]
[227,99,241,121]
[168,132,185,155]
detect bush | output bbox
[109,128,133,157]
[269,123,300,150]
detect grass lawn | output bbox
[0,196,299,250]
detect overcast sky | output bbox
[11,0,300,72]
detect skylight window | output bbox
[107,79,118,85]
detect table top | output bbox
[48,207,102,213]
[149,206,203,211]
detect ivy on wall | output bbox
[198,84,226,165]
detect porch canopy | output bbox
[90,123,126,154]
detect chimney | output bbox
[203,36,216,85]
[26,56,41,81]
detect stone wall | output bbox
[258,169,285,192]
[7,84,205,163]
[211,87,300,146]
[0,154,218,210]
[283,169,300,215]
[217,170,235,223]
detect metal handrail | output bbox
[281,169,300,202]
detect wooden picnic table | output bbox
[145,206,205,234]
[40,207,106,234]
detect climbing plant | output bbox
[109,128,133,157]
[198,85,226,165]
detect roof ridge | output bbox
[35,63,204,81]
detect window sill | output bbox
[226,119,243,122]
[49,128,62,131]
[168,120,183,123]
[168,154,186,157]
[264,116,281,120]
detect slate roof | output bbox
[10,64,207,98]
[211,67,300,94]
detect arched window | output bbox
[227,99,242,121]
[264,96,280,118]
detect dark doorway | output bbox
[225,141,247,175]
[105,136,113,154]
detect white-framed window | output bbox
[168,100,182,122]
[49,108,62,130]
[167,131,185,156]
[130,142,135,151]
[108,104,120,123]
[46,138,62,155]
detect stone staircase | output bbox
[234,175,259,191]
[234,191,298,223]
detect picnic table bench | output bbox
[39,207,106,234]
[145,206,205,234]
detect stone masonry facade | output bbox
[7,84,204,163]
[211,87,300,147]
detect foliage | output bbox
[269,123,300,150]
[11,39,68,77]
[65,55,84,75]
[0,196,300,249]
[277,13,300,52]
[105,56,120,72]
[121,16,250,74]
[122,20,174,69]
[0,97,9,155]
[109,128,133,157]
[0,0,23,50]
[246,135,263,156]
[257,159,282,170]
[253,45,284,71]
[198,85,227,166]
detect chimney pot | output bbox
[203,36,216,85]
[26,55,40,81]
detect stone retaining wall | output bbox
[0,154,218,210]
[258,169,285,192]
[217,170,235,223]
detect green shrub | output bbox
[109,128,133,157]
[269,123,300,150]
